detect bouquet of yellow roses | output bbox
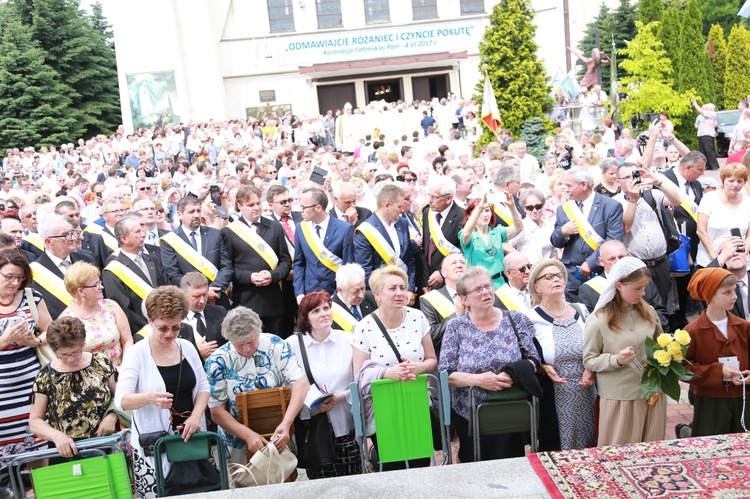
[641,329,696,402]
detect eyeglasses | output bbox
[404,177,417,182]
[428,193,450,200]
[104,208,125,214]
[56,348,83,359]
[47,230,82,240]
[154,324,183,334]
[299,203,319,210]
[81,281,103,289]
[466,283,493,296]
[302,160,312,164]
[524,204,544,212]
[510,264,532,273]
[137,186,151,191]
[137,207,156,213]
[535,272,565,283]
[0,272,24,283]
[274,198,292,205]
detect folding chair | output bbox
[8,434,131,499]
[350,372,451,472]
[153,431,228,497]
[235,387,294,461]
[469,385,539,462]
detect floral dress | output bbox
[33,353,115,438]
[60,299,124,368]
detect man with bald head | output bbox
[420,253,467,358]
[329,181,371,230]
[578,240,668,329]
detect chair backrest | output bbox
[370,374,434,464]
[235,387,293,439]
[153,431,229,497]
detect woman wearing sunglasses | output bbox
[508,188,556,266]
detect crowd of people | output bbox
[0,96,749,497]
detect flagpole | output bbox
[483,70,501,139]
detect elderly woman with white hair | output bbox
[582,257,666,446]
[526,259,595,451]
[205,306,310,464]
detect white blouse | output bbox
[352,308,430,367]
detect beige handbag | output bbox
[229,435,297,488]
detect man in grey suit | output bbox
[161,196,233,307]
[551,167,624,301]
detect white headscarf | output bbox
[593,257,646,313]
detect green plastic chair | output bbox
[469,385,539,461]
[153,431,228,497]
[351,373,450,472]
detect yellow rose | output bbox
[673,329,691,346]
[654,349,672,367]
[656,333,673,348]
[667,341,683,361]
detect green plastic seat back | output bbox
[475,399,533,435]
[106,451,134,499]
[370,374,434,463]
[484,385,528,402]
[160,433,211,463]
[32,456,114,499]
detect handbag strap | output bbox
[370,312,401,361]
[24,288,39,332]
[295,332,319,389]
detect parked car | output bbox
[716,109,741,158]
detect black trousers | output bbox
[698,135,720,170]
[647,256,671,307]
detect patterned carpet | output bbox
[528,433,750,498]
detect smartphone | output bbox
[631,170,641,183]
[8,316,25,327]
[730,228,744,253]
[209,185,221,206]
[215,206,229,220]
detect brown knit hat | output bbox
[688,267,733,303]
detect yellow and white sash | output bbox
[676,188,699,222]
[30,262,72,306]
[495,285,525,311]
[427,210,461,257]
[493,203,515,226]
[104,260,153,300]
[421,290,455,319]
[160,231,219,281]
[134,324,152,339]
[331,302,358,333]
[23,233,44,251]
[356,222,408,273]
[84,224,118,252]
[562,201,604,251]
[584,275,607,295]
[226,220,278,270]
[300,221,343,272]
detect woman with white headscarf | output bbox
[582,257,666,446]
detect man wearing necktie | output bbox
[707,237,750,321]
[420,177,465,292]
[132,197,168,259]
[267,185,302,338]
[31,215,95,320]
[330,263,377,331]
[221,185,291,336]
[329,182,371,230]
[161,196,233,308]
[180,272,227,360]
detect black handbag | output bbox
[164,458,221,496]
[294,333,337,468]
[138,430,168,458]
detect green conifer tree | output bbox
[639,0,663,25]
[475,0,551,143]
[677,0,713,102]
[658,6,682,90]
[724,25,750,107]
[707,24,728,108]
[0,7,76,149]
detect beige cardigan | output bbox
[583,306,662,400]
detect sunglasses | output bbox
[511,264,532,273]
[524,203,544,212]
[274,198,292,205]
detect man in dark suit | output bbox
[420,253,466,359]
[354,183,417,303]
[294,187,355,301]
[550,167,624,301]
[0,218,36,262]
[662,151,707,330]
[132,196,169,259]
[267,184,302,338]
[330,263,377,333]
[161,196,233,307]
[421,176,465,291]
[489,163,526,225]
[706,236,750,320]
[102,215,169,339]
[86,198,123,253]
[55,200,111,270]
[578,240,669,331]
[180,272,228,360]
[330,182,372,230]
[31,215,96,320]
[221,185,291,336]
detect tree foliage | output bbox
[707,24,728,107]
[676,0,713,101]
[9,0,120,140]
[0,8,76,149]
[475,0,551,142]
[619,21,696,126]
[658,6,681,89]
[724,25,750,108]
[697,0,748,38]
[639,0,663,25]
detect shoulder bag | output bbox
[25,288,55,367]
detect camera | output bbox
[631,170,641,183]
